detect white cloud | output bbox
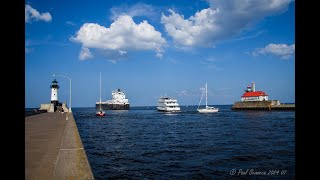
[79,47,93,60]
[200,57,223,70]
[179,90,189,96]
[161,8,220,47]
[233,30,266,41]
[25,4,52,23]
[66,21,76,26]
[71,15,166,60]
[110,3,157,20]
[253,43,295,59]
[161,0,293,47]
[177,89,199,97]
[155,48,164,59]
[118,50,127,55]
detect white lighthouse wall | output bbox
[241,95,268,101]
[51,88,58,101]
[252,82,256,92]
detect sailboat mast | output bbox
[205,82,207,107]
[100,72,101,103]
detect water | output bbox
[73,105,295,179]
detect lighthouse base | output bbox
[232,100,294,111]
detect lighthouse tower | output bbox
[50,79,59,107]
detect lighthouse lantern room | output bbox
[50,79,59,107]
[241,82,268,101]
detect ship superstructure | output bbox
[96,88,130,110]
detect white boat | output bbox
[157,96,180,112]
[96,72,106,116]
[197,82,219,113]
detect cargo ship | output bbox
[96,88,130,110]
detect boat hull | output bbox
[96,113,106,116]
[96,109,106,116]
[197,108,219,113]
[157,106,180,112]
[96,103,130,110]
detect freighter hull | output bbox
[96,103,130,110]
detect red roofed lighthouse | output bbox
[241,82,268,102]
[232,82,294,111]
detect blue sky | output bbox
[25,0,295,108]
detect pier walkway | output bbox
[25,111,94,180]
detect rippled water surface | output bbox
[73,105,295,179]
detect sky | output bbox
[25,0,295,108]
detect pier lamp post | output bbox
[53,74,72,113]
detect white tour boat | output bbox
[157,96,181,112]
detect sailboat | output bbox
[96,72,106,116]
[197,82,219,113]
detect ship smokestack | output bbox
[252,82,256,92]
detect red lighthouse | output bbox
[241,82,268,101]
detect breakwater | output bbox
[232,101,295,111]
[25,111,94,179]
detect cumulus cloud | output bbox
[161,0,293,47]
[161,8,220,47]
[71,15,166,60]
[79,47,93,60]
[253,43,295,59]
[25,4,52,23]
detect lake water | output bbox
[73,105,295,179]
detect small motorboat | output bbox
[96,109,105,116]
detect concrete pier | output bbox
[25,112,94,180]
[232,101,295,111]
